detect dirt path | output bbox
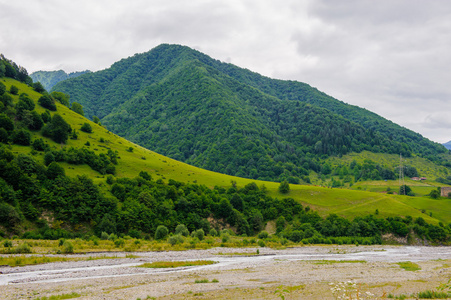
[1,245,450,299]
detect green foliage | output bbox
[51,91,70,106]
[399,185,413,196]
[0,113,14,131]
[9,85,18,95]
[155,225,169,240]
[52,44,449,182]
[30,69,90,91]
[46,162,65,179]
[42,114,71,144]
[93,116,100,124]
[71,102,84,116]
[278,181,290,194]
[175,224,189,237]
[32,82,46,93]
[62,240,74,253]
[38,94,57,111]
[12,129,31,145]
[80,122,92,133]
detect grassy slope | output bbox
[3,77,450,224]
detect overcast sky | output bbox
[1,0,450,143]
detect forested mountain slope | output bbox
[30,70,90,91]
[52,44,448,182]
[1,55,451,244]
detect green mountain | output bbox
[30,70,90,91]
[51,45,448,183]
[1,55,451,244]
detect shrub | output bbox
[80,122,92,133]
[62,241,74,253]
[9,85,18,95]
[100,231,109,240]
[38,94,56,111]
[175,224,189,237]
[278,180,290,194]
[155,225,169,240]
[195,229,205,241]
[168,234,184,245]
[3,240,12,247]
[14,242,32,254]
[12,129,31,145]
[258,231,269,239]
[209,228,218,237]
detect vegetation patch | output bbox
[397,261,421,271]
[34,292,81,300]
[137,260,216,268]
[313,260,366,264]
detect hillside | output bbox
[30,70,90,91]
[1,55,450,245]
[51,44,449,183]
[444,141,451,150]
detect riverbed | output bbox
[1,245,450,299]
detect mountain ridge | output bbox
[51,44,449,182]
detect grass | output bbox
[397,261,421,271]
[137,260,216,268]
[2,77,451,227]
[34,292,81,300]
[313,260,366,264]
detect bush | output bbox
[195,229,205,241]
[14,242,32,254]
[168,234,184,245]
[100,231,109,240]
[38,95,56,111]
[155,225,169,240]
[9,85,18,95]
[62,241,74,253]
[3,240,12,247]
[209,228,218,237]
[258,231,269,239]
[80,123,92,133]
[278,180,290,194]
[12,129,31,145]
[175,224,189,237]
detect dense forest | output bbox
[1,56,449,244]
[51,44,449,182]
[30,70,90,91]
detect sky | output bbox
[1,0,450,143]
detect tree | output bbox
[9,85,18,95]
[278,180,290,194]
[51,92,69,106]
[46,162,65,179]
[38,95,56,111]
[42,114,71,144]
[33,82,46,93]
[0,113,14,131]
[12,129,31,145]
[429,188,441,199]
[155,225,169,240]
[93,116,100,124]
[80,122,92,133]
[71,102,84,116]
[399,185,412,196]
[0,82,5,95]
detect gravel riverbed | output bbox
[1,245,451,299]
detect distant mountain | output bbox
[30,70,90,91]
[51,44,448,182]
[444,141,451,150]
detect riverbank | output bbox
[1,245,451,299]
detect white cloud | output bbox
[1,0,450,143]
